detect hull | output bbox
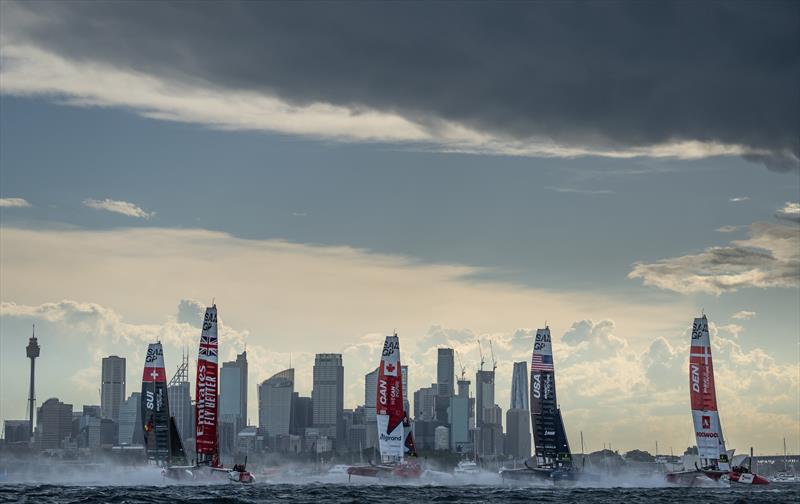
[501,465,581,483]
[666,468,726,486]
[729,470,769,485]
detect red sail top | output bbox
[689,316,718,412]
[195,305,219,462]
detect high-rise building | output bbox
[510,361,529,410]
[413,385,437,421]
[258,368,294,443]
[312,353,344,443]
[3,420,31,444]
[364,367,378,421]
[475,370,495,427]
[457,378,470,399]
[448,395,470,453]
[220,351,248,434]
[101,355,126,421]
[290,393,313,436]
[479,404,504,457]
[505,408,532,460]
[118,392,143,445]
[36,398,73,450]
[437,348,455,397]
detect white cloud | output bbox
[83,198,155,218]
[0,197,31,208]
[629,222,800,294]
[0,42,762,162]
[729,196,750,202]
[0,224,690,434]
[775,202,800,223]
[715,225,740,233]
[731,310,756,320]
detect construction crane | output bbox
[489,340,497,374]
[456,350,466,381]
[477,339,485,371]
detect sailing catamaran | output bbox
[161,304,253,484]
[347,333,422,480]
[141,342,188,468]
[194,304,254,484]
[501,326,578,482]
[666,315,768,485]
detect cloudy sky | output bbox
[1,1,798,454]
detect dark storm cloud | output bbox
[7,0,799,169]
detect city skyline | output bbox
[1,0,798,456]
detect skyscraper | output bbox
[220,351,248,433]
[437,348,455,397]
[413,384,437,421]
[505,408,532,460]
[475,369,495,427]
[312,353,344,443]
[101,355,126,421]
[118,392,143,445]
[290,393,313,436]
[36,398,73,450]
[258,368,294,443]
[364,367,378,422]
[510,361,529,410]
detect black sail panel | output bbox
[169,416,188,465]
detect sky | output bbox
[0,1,798,455]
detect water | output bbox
[1,483,798,503]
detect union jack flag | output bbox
[199,334,218,357]
[531,353,553,371]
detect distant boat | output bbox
[666,315,768,485]
[501,326,581,483]
[347,333,422,480]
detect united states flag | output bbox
[531,353,553,371]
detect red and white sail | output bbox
[689,315,729,470]
[141,342,171,461]
[377,334,404,462]
[195,305,219,465]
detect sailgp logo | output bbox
[691,364,700,393]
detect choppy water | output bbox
[1,483,798,504]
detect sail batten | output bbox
[689,316,729,470]
[530,327,572,468]
[195,305,219,465]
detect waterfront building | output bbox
[36,398,73,450]
[220,351,248,435]
[258,368,294,444]
[101,355,126,421]
[510,361,529,410]
[312,353,344,444]
[118,392,143,445]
